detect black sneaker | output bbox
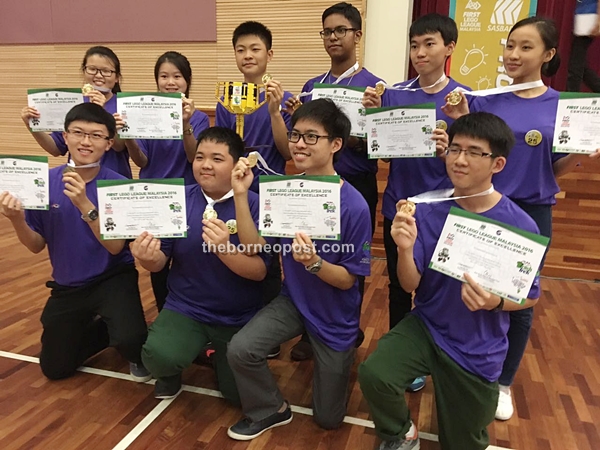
[267,345,281,359]
[154,374,183,399]
[290,340,313,361]
[227,402,293,441]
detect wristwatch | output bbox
[81,209,99,222]
[305,257,323,274]
[492,297,505,313]
[183,125,194,135]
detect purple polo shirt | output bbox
[470,88,568,205]
[381,77,471,221]
[411,196,541,381]
[25,165,134,287]
[160,184,269,327]
[302,68,384,178]
[51,95,132,178]
[280,181,372,351]
[216,90,294,192]
[137,110,209,184]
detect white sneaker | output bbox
[495,386,514,421]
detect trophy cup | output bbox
[215,80,268,140]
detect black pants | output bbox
[383,218,413,329]
[150,257,171,312]
[567,36,600,93]
[39,264,148,380]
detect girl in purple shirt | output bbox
[21,46,132,178]
[444,16,600,422]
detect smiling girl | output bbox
[21,46,132,178]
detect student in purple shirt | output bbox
[131,127,269,401]
[1,103,148,382]
[362,13,464,393]
[226,99,371,440]
[359,112,542,450]
[21,46,132,178]
[443,17,600,421]
[287,1,383,362]
[124,51,210,312]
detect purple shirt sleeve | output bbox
[50,131,68,156]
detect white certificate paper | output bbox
[97,179,187,240]
[365,103,437,158]
[259,175,341,240]
[0,155,49,210]
[553,92,600,154]
[429,207,549,304]
[312,83,367,137]
[27,89,84,132]
[117,92,183,139]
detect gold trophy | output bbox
[215,80,268,139]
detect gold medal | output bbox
[247,152,258,168]
[525,130,543,147]
[375,83,385,96]
[447,91,462,106]
[62,165,76,174]
[226,219,237,234]
[435,120,448,131]
[82,83,94,95]
[398,201,416,216]
[261,73,272,84]
[291,96,302,112]
[203,208,218,220]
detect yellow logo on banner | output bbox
[449,0,538,89]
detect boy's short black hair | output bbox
[448,112,515,158]
[291,99,351,162]
[322,2,362,30]
[409,13,458,46]
[64,103,117,138]
[232,21,273,50]
[196,127,245,162]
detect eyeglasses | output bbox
[84,66,117,77]
[67,129,110,142]
[319,27,358,39]
[445,146,494,159]
[287,131,332,145]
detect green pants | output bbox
[358,314,498,450]
[142,308,242,405]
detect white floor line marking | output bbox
[0,350,513,450]
[112,398,176,450]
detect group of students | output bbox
[2,2,600,450]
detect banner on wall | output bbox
[449,0,538,89]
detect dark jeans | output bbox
[499,201,552,386]
[383,217,413,329]
[150,258,171,312]
[567,36,600,93]
[39,264,148,380]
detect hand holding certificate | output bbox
[117,92,184,139]
[429,207,549,304]
[365,103,437,158]
[0,156,49,210]
[312,83,367,137]
[97,179,187,239]
[27,89,84,132]
[259,175,341,240]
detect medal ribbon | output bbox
[450,79,545,98]
[375,73,447,93]
[407,185,495,204]
[202,188,234,214]
[66,160,101,169]
[296,62,360,99]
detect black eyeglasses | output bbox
[445,146,494,159]
[287,131,332,145]
[319,27,358,39]
[67,129,110,142]
[84,66,117,77]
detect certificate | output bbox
[259,175,341,240]
[429,207,549,304]
[117,92,183,139]
[0,155,49,210]
[97,179,187,240]
[27,89,84,132]
[312,83,366,137]
[553,92,600,154]
[365,103,436,158]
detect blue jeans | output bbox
[499,201,552,386]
